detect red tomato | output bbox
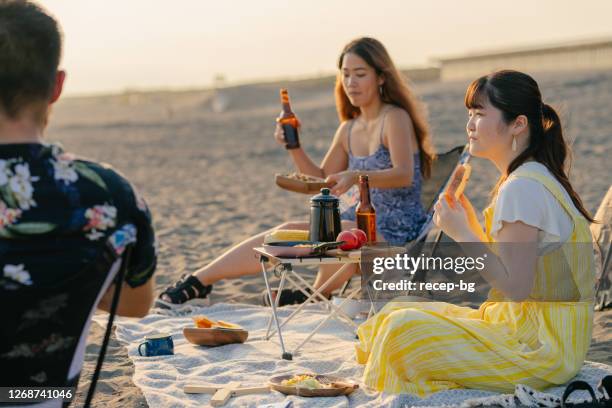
[337,231,359,251]
[350,228,367,246]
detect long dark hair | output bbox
[464,70,594,223]
[335,37,435,178]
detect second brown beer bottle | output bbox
[356,175,377,244]
[277,88,300,149]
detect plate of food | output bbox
[275,173,332,194]
[183,315,248,346]
[269,373,358,397]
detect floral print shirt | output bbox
[0,143,157,387]
[0,143,156,289]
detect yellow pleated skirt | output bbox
[356,298,593,396]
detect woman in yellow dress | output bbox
[356,70,596,395]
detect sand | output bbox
[45,69,611,406]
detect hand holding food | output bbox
[326,170,358,196]
[434,193,472,242]
[444,163,471,208]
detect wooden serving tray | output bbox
[268,374,358,397]
[183,327,248,346]
[275,173,332,194]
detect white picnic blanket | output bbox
[99,303,612,408]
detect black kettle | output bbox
[309,188,342,242]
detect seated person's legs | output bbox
[314,263,358,297]
[160,219,374,305]
[159,220,309,304]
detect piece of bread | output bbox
[445,163,471,201]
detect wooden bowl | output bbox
[183,327,248,347]
[275,174,332,194]
[268,374,358,397]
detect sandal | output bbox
[561,375,612,407]
[261,288,330,307]
[157,275,213,306]
[262,288,308,307]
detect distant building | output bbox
[435,38,612,81]
[401,67,441,82]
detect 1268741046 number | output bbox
[0,387,75,403]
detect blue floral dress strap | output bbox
[347,119,356,155]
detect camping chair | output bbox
[84,242,134,407]
[592,185,612,311]
[338,144,469,297]
[0,225,136,407]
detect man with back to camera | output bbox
[0,1,157,405]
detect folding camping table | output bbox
[254,247,363,360]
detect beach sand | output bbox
[46,70,611,406]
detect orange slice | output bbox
[193,315,215,328]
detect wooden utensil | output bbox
[184,382,270,407]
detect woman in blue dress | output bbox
[159,37,435,306]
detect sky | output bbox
[40,0,612,96]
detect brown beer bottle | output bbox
[356,175,377,244]
[277,88,300,149]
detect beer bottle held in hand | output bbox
[277,88,300,149]
[356,175,376,244]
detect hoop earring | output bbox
[512,135,517,152]
[379,85,383,96]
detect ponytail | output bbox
[508,103,595,223]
